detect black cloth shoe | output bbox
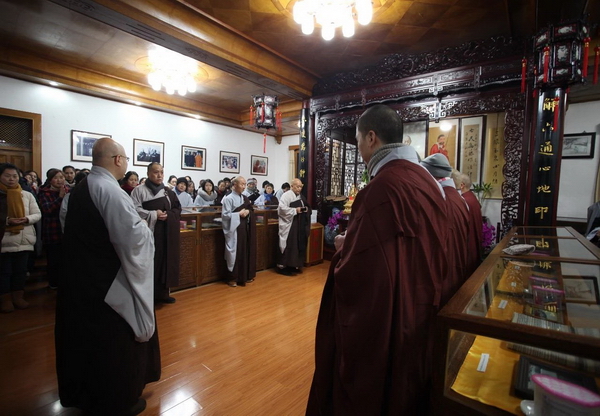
[156,296,176,304]
[277,267,294,276]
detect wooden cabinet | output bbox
[177,207,320,289]
[305,223,324,266]
[434,226,600,415]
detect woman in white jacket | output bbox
[0,163,41,313]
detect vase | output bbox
[324,225,339,246]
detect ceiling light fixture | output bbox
[293,0,373,40]
[146,48,199,96]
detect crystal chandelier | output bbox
[293,0,373,40]
[146,48,198,96]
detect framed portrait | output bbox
[403,120,428,160]
[220,151,240,174]
[71,130,111,162]
[250,155,268,176]
[181,145,206,171]
[133,139,164,167]
[563,276,600,304]
[562,132,596,159]
[459,116,484,185]
[427,119,459,169]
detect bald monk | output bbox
[276,178,311,275]
[56,137,160,415]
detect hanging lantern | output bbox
[532,20,589,89]
[251,94,280,131]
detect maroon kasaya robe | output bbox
[307,159,449,416]
[230,198,257,286]
[141,188,181,292]
[441,186,471,306]
[462,190,483,276]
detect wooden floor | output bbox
[0,262,330,416]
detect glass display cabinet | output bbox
[434,226,600,415]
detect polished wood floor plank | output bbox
[0,263,329,415]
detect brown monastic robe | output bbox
[279,196,311,268]
[441,186,471,306]
[307,159,449,415]
[141,189,181,296]
[230,199,257,285]
[462,189,483,276]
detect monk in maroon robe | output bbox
[455,172,483,276]
[307,105,449,415]
[421,153,470,306]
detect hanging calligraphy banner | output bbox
[459,116,484,184]
[527,88,565,226]
[482,113,506,199]
[299,108,310,197]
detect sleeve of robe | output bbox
[277,191,298,252]
[221,194,242,271]
[89,171,156,342]
[131,185,158,231]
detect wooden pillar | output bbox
[525,88,565,226]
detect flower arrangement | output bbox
[482,219,496,254]
[327,210,344,230]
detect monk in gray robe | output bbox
[222,176,256,287]
[131,162,181,303]
[56,138,159,415]
[277,178,311,275]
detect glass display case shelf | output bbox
[434,226,600,415]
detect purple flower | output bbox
[482,221,496,250]
[327,211,344,230]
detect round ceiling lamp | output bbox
[293,0,373,40]
[135,48,207,96]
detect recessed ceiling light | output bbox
[133,101,142,106]
[48,81,59,87]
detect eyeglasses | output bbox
[111,155,130,162]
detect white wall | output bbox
[0,75,298,188]
[558,101,600,220]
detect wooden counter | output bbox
[175,208,323,290]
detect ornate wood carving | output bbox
[310,60,522,115]
[314,37,525,96]
[313,92,526,232]
[502,108,525,232]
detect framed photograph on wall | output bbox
[563,276,600,304]
[403,120,428,160]
[71,130,111,162]
[459,116,484,185]
[181,145,206,171]
[133,139,164,167]
[250,155,268,176]
[427,119,459,169]
[562,132,596,158]
[220,151,240,174]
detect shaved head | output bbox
[91,137,129,180]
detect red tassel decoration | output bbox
[543,46,550,83]
[263,133,267,153]
[594,46,600,85]
[553,97,560,130]
[521,57,527,93]
[583,37,591,78]
[249,106,254,126]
